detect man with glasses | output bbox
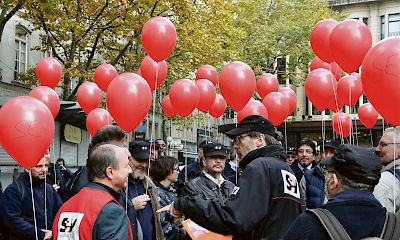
[373,127,400,212]
[291,138,317,182]
[172,115,301,239]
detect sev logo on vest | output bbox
[58,212,84,239]
[281,170,300,199]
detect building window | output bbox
[381,15,385,40]
[389,13,400,37]
[277,57,286,85]
[14,26,28,80]
[362,17,369,26]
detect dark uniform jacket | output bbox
[182,173,235,203]
[175,145,301,240]
[284,190,386,240]
[304,165,326,209]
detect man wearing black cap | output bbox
[182,142,236,202]
[173,115,301,239]
[128,141,163,240]
[285,144,390,240]
[302,139,340,209]
[286,147,297,165]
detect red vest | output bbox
[52,187,133,240]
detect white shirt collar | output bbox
[203,172,226,187]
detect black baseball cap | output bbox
[322,139,340,151]
[203,142,229,158]
[225,115,275,139]
[320,144,382,185]
[198,140,213,149]
[129,141,150,161]
[287,147,297,155]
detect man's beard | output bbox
[132,171,145,181]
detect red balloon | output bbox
[358,103,378,129]
[195,79,216,112]
[35,57,62,88]
[332,112,352,138]
[137,68,142,76]
[169,79,199,118]
[361,37,400,125]
[86,108,113,137]
[310,56,342,81]
[279,87,297,115]
[142,16,176,62]
[77,82,102,114]
[305,69,337,112]
[94,64,118,91]
[106,73,152,132]
[0,96,55,168]
[140,56,168,91]
[256,73,279,99]
[262,92,289,126]
[196,65,219,85]
[219,61,256,111]
[330,19,372,73]
[237,100,268,123]
[310,19,338,63]
[337,75,363,106]
[328,94,345,113]
[209,94,226,118]
[161,95,176,118]
[28,86,60,118]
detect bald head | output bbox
[87,144,122,181]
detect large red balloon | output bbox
[256,73,279,99]
[29,86,60,118]
[106,73,152,132]
[305,69,337,112]
[263,92,289,126]
[361,37,400,125]
[337,75,363,106]
[279,87,297,115]
[309,56,342,81]
[330,19,372,73]
[219,61,256,111]
[358,103,378,129]
[209,94,226,118]
[77,82,102,114]
[0,96,55,168]
[195,79,216,112]
[237,99,268,123]
[142,16,176,62]
[332,112,352,138]
[310,19,338,63]
[161,95,176,118]
[196,65,219,86]
[86,108,113,137]
[328,94,345,113]
[140,56,168,91]
[35,57,62,88]
[169,79,199,118]
[94,64,118,91]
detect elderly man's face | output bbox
[376,131,400,166]
[129,156,149,180]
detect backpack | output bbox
[308,208,400,240]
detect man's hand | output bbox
[132,194,150,210]
[52,184,60,191]
[170,203,183,218]
[41,229,52,239]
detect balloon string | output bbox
[322,118,325,152]
[29,170,39,240]
[370,129,373,147]
[331,75,344,144]
[44,166,48,231]
[393,127,398,212]
[184,126,188,183]
[284,120,287,154]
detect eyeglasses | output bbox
[378,142,396,148]
[298,149,313,154]
[234,134,250,144]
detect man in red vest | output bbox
[52,143,133,240]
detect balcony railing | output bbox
[328,0,379,7]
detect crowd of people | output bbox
[0,115,399,239]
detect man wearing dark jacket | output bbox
[0,154,62,240]
[182,142,236,202]
[291,138,317,182]
[173,115,301,240]
[53,144,133,239]
[285,144,387,240]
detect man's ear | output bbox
[105,166,113,180]
[255,134,265,147]
[202,157,206,167]
[329,173,340,193]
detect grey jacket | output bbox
[373,159,400,213]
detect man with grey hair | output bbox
[373,127,400,213]
[53,144,133,240]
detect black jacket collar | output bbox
[239,145,286,169]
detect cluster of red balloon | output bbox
[309,18,374,137]
[0,57,62,168]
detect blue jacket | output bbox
[0,172,63,240]
[304,165,326,209]
[67,166,89,199]
[284,190,386,240]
